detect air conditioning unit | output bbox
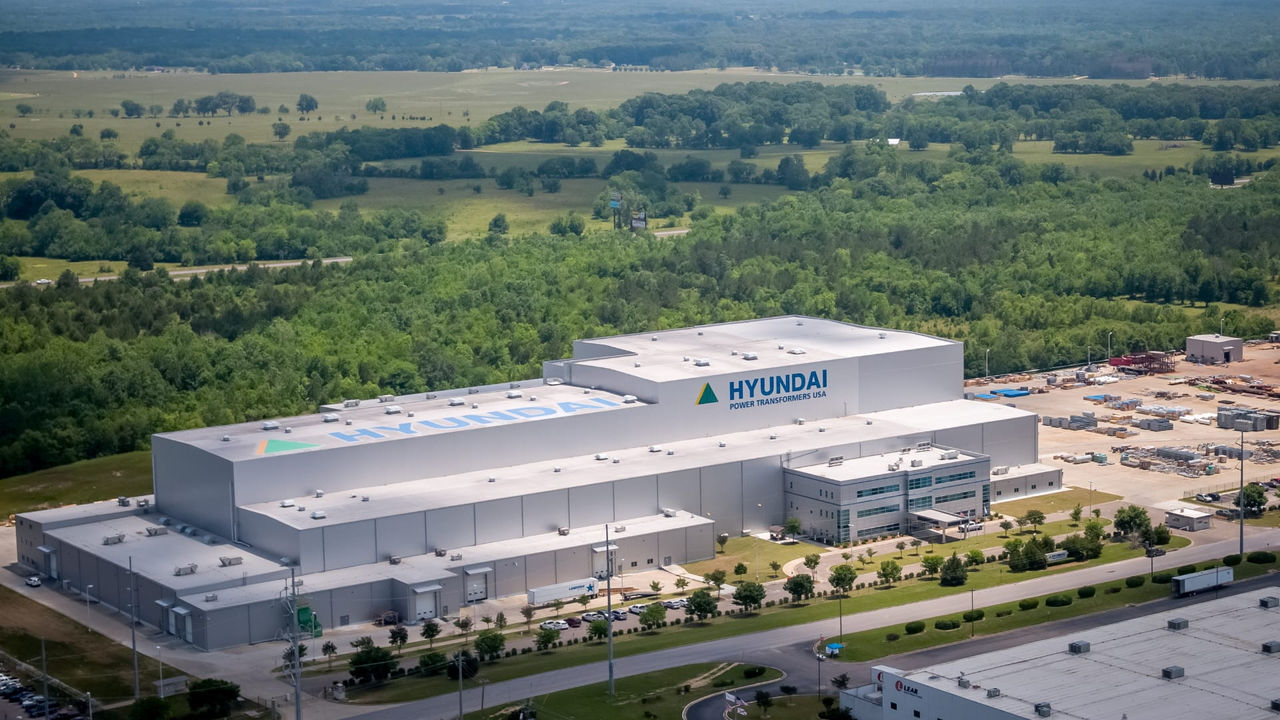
[378,394,394,403]
[557,527,570,536]
[205,593,218,602]
[986,688,1001,698]
[102,533,125,545]
[1068,640,1090,654]
[174,563,197,576]
[384,405,403,415]
[261,421,280,431]
[449,397,465,406]
[137,498,151,507]
[1167,618,1188,631]
[1162,666,1184,680]
[613,525,626,533]
[594,453,610,461]
[1261,596,1279,609]
[310,510,327,519]
[343,399,360,408]
[1035,702,1051,717]
[434,548,448,557]
[449,553,463,561]
[1262,641,1280,654]
[293,579,303,587]
[145,526,168,537]
[117,496,131,507]
[957,678,970,689]
[389,556,402,565]
[506,390,522,399]
[322,413,340,423]
[662,508,677,517]
[314,489,325,498]
[279,499,295,508]
[218,556,243,567]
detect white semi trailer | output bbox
[527,577,598,605]
[1171,566,1233,597]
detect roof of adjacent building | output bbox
[790,444,984,483]
[1187,334,1242,343]
[890,588,1280,720]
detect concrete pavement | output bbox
[0,256,352,289]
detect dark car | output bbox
[609,609,628,621]
[564,616,581,628]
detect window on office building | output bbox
[908,476,933,490]
[857,504,899,518]
[907,496,933,510]
[856,483,901,498]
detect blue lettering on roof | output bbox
[329,428,386,443]
[418,417,469,430]
[328,394,625,443]
[373,422,418,436]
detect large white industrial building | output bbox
[16,317,1057,650]
[842,588,1280,720]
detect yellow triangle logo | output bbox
[696,383,718,405]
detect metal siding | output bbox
[297,528,324,574]
[567,483,613,528]
[857,345,961,413]
[613,475,658,520]
[615,535,659,571]
[741,457,783,532]
[329,581,381,626]
[322,520,377,571]
[685,525,715,562]
[698,463,742,537]
[980,415,1037,466]
[154,436,236,538]
[932,425,984,455]
[524,552,557,588]
[656,529,686,565]
[374,512,427,561]
[236,509,302,568]
[438,576,464,618]
[657,469,701,515]
[247,598,284,642]
[554,547,590,583]
[203,606,249,649]
[426,506,476,551]
[494,557,525,597]
[521,491,568,537]
[474,497,522,545]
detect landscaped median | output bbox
[824,552,1280,663]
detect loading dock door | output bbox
[591,543,617,579]
[37,546,57,579]
[155,599,173,632]
[464,566,492,603]
[172,607,193,643]
[412,583,442,620]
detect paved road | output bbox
[349,529,1280,720]
[0,256,353,289]
[653,228,691,238]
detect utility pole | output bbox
[287,569,303,720]
[1240,430,1246,557]
[605,522,615,696]
[41,637,50,720]
[129,556,139,700]
[456,651,464,720]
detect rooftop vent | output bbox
[174,563,197,576]
[449,553,463,561]
[1034,703,1051,717]
[488,477,496,483]
[1168,618,1189,631]
[878,332,887,339]
[468,388,479,394]
[434,548,448,557]
[1261,597,1279,609]
[310,510,326,519]
[594,453,610,461]
[558,527,570,536]
[343,399,360,408]
[528,396,536,401]
[407,411,415,417]
[449,397,465,407]
[261,421,280,431]
[634,362,641,367]
[796,319,804,326]
[202,534,216,545]
[786,347,806,355]
[218,556,243,567]
[612,458,620,464]
[828,456,845,467]
[102,533,125,545]
[651,335,658,341]
[345,419,352,425]
[770,433,778,440]
[361,496,369,502]
[545,378,564,386]
[145,526,168,537]
[284,427,292,434]
[280,499,295,508]
[204,593,218,602]
[384,405,402,414]
[389,556,402,565]
[471,403,479,409]
[1272,699,1280,712]
[293,579,303,587]
[613,525,626,533]
[506,390,523,399]
[986,688,1001,698]
[663,508,678,517]
[1162,666,1185,680]
[741,352,759,361]
[320,414,339,423]
[295,505,304,512]
[718,441,727,448]
[1068,640,1090,654]
[666,450,675,456]
[425,393,437,399]
[378,394,394,403]
[622,395,638,404]
[795,418,806,425]
[910,459,923,467]
[553,466,562,473]
[649,445,662,453]
[221,435,231,442]
[314,489,325,498]
[693,358,711,367]
[941,450,960,460]
[958,678,970,689]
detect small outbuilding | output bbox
[1186,334,1242,364]
[1166,507,1211,532]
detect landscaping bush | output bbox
[995,609,1012,618]
[1018,598,1039,611]
[1223,554,1243,566]
[1077,586,1096,598]
[904,621,926,635]
[1151,572,1173,584]
[1247,551,1277,564]
[934,619,961,631]
[962,609,985,622]
[1176,564,1197,576]
[1105,586,1122,594]
[1124,575,1146,588]
[885,632,900,642]
[1045,594,1072,607]
[744,666,767,679]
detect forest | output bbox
[3,0,1280,79]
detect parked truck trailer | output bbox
[1171,566,1233,597]
[527,577,597,605]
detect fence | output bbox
[0,647,91,712]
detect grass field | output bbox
[991,487,1123,519]
[0,451,152,520]
[460,662,782,719]
[683,536,824,579]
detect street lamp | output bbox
[1089,481,1094,517]
[85,584,94,626]
[816,651,826,697]
[156,645,164,699]
[984,348,990,378]
[1240,429,1247,556]
[755,504,764,581]
[1107,331,1114,361]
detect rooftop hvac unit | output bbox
[284,427,292,434]
[741,352,758,360]
[795,417,806,425]
[1261,597,1279,609]
[1034,703,1051,717]
[986,688,1001,698]
[203,535,216,545]
[941,450,960,460]
[622,395,638,404]
[279,499,295,508]
[102,533,125,545]
[204,593,218,602]
[449,553,463,561]
[261,421,280,431]
[218,556,243,567]
[770,434,778,440]
[434,548,448,557]
[786,347,806,355]
[506,390,522,398]
[992,466,1009,475]
[1263,641,1280,654]
[361,496,369,502]
[828,456,844,467]
[595,453,610,461]
[137,498,151,507]
[488,477,496,483]
[343,399,360,408]
[378,394,394,403]
[389,556,402,565]
[557,527,570,536]
[145,526,168,537]
[1168,618,1189,631]
[117,496,131,506]
[957,678,970,689]
[649,445,662,453]
[1273,699,1280,712]
[613,525,626,533]
[693,358,711,367]
[1068,640,1090,654]
[159,516,172,525]
[448,397,465,406]
[718,441,727,448]
[910,459,923,467]
[293,579,303,587]
[314,490,325,498]
[545,378,564,385]
[384,405,402,414]
[322,413,340,423]
[310,510,327,519]
[662,508,677,517]
[174,563,197,576]
[878,332,887,339]
[1162,666,1185,680]
[221,435,231,442]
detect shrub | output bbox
[1176,564,1197,576]
[1223,554,1243,566]
[1018,598,1039,611]
[934,619,961,631]
[744,666,767,679]
[1077,586,1096,599]
[885,632,900,642]
[962,609,985,622]
[1045,594,1072,607]
[904,621,926,635]
[1247,551,1277,564]
[1124,575,1146,588]
[995,609,1012,618]
[1105,586,1122,594]
[1151,572,1173,584]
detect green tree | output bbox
[418,652,447,675]
[186,678,240,718]
[128,696,170,720]
[1236,484,1268,514]
[685,589,717,621]
[783,517,802,538]
[1114,505,1151,537]
[717,534,730,553]
[1022,510,1046,533]
[896,541,907,557]
[675,577,690,593]
[121,99,145,118]
[480,614,493,629]
[755,690,773,715]
[488,213,509,234]
[321,640,338,669]
[348,645,397,683]
[783,573,815,602]
[588,619,609,641]
[579,594,594,610]
[0,255,19,282]
[940,553,968,586]
[1021,542,1048,571]
[281,643,307,667]
[769,560,782,577]
[365,97,387,114]
[520,604,536,630]
[16,103,33,116]
[147,104,164,118]
[535,627,561,651]
[999,520,1014,536]
[877,559,902,585]
[420,619,440,647]
[494,611,508,631]
[733,562,748,579]
[910,539,923,554]
[803,553,821,572]
[828,564,856,595]
[272,122,291,141]
[473,629,505,660]
[703,569,727,596]
[388,624,408,654]
[1070,504,1083,524]
[920,554,945,576]
[965,549,985,567]
[445,650,479,680]
[640,602,668,630]
[296,94,319,114]
[732,581,767,611]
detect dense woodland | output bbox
[3,0,1280,79]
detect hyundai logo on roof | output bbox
[328,397,622,443]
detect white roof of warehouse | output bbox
[791,444,983,483]
[1187,333,1241,343]
[241,399,1028,529]
[571,316,954,383]
[896,588,1280,720]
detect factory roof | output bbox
[790,444,984,483]
[1187,333,1242,343]
[45,513,288,592]
[178,512,711,611]
[19,495,155,528]
[239,399,1028,529]
[892,588,1280,720]
[569,316,954,383]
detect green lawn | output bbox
[0,450,152,519]
[991,487,1123,519]
[460,662,782,720]
[748,696,828,720]
[684,536,822,579]
[867,518,1115,569]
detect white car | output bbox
[539,619,569,631]
[627,603,649,615]
[25,576,41,587]
[662,599,687,609]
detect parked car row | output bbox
[1195,492,1222,503]
[2,675,81,720]
[539,598,696,632]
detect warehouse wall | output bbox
[236,509,300,567]
[154,437,236,538]
[522,491,569,536]
[322,520,377,571]
[375,512,428,561]
[568,483,613,527]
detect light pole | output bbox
[816,651,826,697]
[87,690,92,720]
[85,584,94,626]
[1089,480,1094,517]
[1107,331,1114,361]
[969,589,975,638]
[984,348,990,378]
[1240,430,1246,556]
[156,645,165,699]
[1086,345,1091,368]
[755,504,763,581]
